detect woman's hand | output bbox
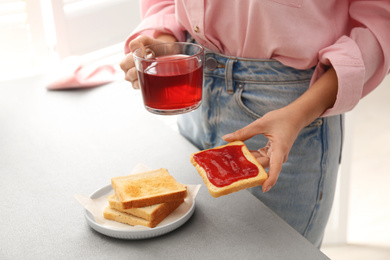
[223,67,339,193]
[222,107,302,193]
[120,34,177,89]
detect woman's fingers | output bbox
[120,36,160,88]
[120,53,140,89]
[222,120,262,142]
[129,35,158,53]
[262,144,287,193]
[250,150,270,169]
[120,53,135,72]
[251,144,284,193]
[251,146,283,193]
[126,67,140,89]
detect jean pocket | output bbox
[235,80,310,120]
[269,0,302,8]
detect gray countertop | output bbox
[0,75,329,259]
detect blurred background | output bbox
[0,0,137,80]
[1,1,389,259]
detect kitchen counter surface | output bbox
[0,75,329,260]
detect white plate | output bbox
[84,185,196,239]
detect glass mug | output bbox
[133,42,204,115]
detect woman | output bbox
[120,0,390,247]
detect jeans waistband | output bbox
[203,50,315,83]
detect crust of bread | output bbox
[190,141,268,198]
[107,194,184,221]
[111,168,187,209]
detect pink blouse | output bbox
[125,0,390,117]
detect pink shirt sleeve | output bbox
[317,1,390,117]
[124,0,186,54]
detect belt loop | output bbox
[225,58,237,94]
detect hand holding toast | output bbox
[222,67,338,193]
[222,108,302,193]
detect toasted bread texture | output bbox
[111,168,187,209]
[103,203,181,228]
[107,194,184,221]
[190,141,268,198]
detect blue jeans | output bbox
[177,50,343,248]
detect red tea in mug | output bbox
[134,42,204,115]
[137,54,203,112]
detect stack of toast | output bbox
[103,168,187,228]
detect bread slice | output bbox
[111,168,187,209]
[103,201,182,228]
[107,194,184,221]
[190,141,268,198]
[103,206,152,227]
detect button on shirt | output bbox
[125,0,390,117]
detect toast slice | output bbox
[190,141,268,198]
[111,168,187,209]
[107,194,184,221]
[103,202,182,228]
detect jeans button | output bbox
[205,57,218,71]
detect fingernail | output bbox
[263,186,272,193]
[222,134,233,140]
